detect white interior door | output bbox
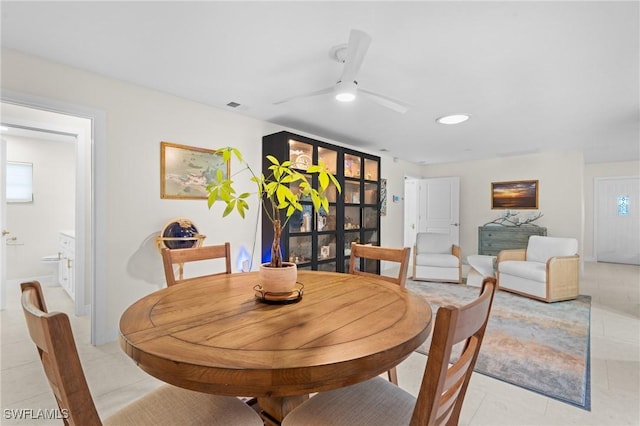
[421,177,460,245]
[1,138,7,309]
[404,176,460,249]
[403,178,419,248]
[596,176,640,265]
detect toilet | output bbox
[40,254,61,286]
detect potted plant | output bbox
[206,147,341,293]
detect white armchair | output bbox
[497,235,579,302]
[413,232,461,283]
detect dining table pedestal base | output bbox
[258,395,309,425]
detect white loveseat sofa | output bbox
[497,235,579,302]
[413,232,461,283]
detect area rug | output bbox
[406,280,591,410]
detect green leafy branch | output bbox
[206,147,341,229]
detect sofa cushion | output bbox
[499,260,546,282]
[526,236,578,263]
[415,253,459,268]
[416,233,452,254]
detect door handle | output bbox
[2,229,10,237]
[451,223,459,227]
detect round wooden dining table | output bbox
[119,270,432,423]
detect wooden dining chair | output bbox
[282,277,497,426]
[349,242,411,384]
[349,242,411,287]
[161,242,232,287]
[20,281,263,426]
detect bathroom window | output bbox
[6,161,33,203]
[617,195,629,216]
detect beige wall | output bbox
[1,48,415,342]
[2,48,636,343]
[421,152,585,259]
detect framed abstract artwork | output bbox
[491,180,539,209]
[380,178,387,216]
[160,141,229,199]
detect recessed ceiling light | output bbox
[436,114,470,125]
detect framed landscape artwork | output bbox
[491,180,539,209]
[160,141,229,199]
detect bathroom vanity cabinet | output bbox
[58,231,75,300]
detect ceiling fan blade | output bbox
[359,88,410,114]
[339,29,372,84]
[273,87,333,105]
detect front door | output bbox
[596,176,640,265]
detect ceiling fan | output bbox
[274,29,410,114]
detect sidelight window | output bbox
[617,195,629,216]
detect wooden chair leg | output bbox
[387,367,398,385]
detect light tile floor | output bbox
[1,261,638,425]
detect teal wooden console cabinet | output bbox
[478,226,547,256]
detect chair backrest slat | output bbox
[348,243,410,287]
[411,277,496,426]
[20,281,102,426]
[161,243,232,287]
[415,232,454,255]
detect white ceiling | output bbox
[1,1,638,165]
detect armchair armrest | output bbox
[497,249,526,263]
[546,255,580,301]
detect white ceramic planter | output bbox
[259,262,298,293]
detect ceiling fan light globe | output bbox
[335,92,356,102]
[334,80,357,102]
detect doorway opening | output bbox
[1,99,95,343]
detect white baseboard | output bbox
[7,275,59,287]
